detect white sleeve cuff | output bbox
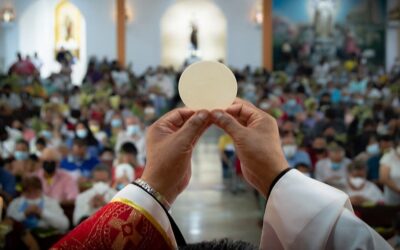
[112,184,177,248]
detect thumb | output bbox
[178,110,209,145]
[211,110,244,138]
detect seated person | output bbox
[6,139,38,178]
[6,176,69,234]
[112,142,144,190]
[35,148,78,205]
[315,142,351,190]
[367,135,393,182]
[218,133,235,179]
[345,160,383,206]
[60,138,99,180]
[73,164,117,226]
[281,134,311,168]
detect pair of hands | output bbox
[141,99,288,205]
[90,194,107,209]
[25,205,42,217]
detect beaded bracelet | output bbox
[135,179,171,211]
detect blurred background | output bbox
[0,0,399,249]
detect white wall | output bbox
[386,0,400,71]
[215,0,262,70]
[1,0,262,77]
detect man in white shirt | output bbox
[7,176,69,233]
[54,99,390,249]
[73,164,116,226]
[345,160,383,205]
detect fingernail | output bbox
[197,111,208,121]
[212,111,223,120]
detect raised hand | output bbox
[141,108,211,204]
[212,99,288,197]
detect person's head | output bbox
[348,160,367,179]
[295,163,311,176]
[111,114,123,129]
[378,135,394,153]
[35,137,47,156]
[365,135,379,156]
[14,139,30,161]
[281,135,298,159]
[347,160,367,189]
[124,116,141,136]
[21,176,43,200]
[76,121,89,139]
[328,143,345,163]
[40,147,61,176]
[362,119,376,133]
[180,238,256,250]
[72,138,88,158]
[100,147,115,168]
[312,136,327,151]
[119,142,138,166]
[91,164,111,184]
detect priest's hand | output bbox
[141,108,211,205]
[212,99,288,197]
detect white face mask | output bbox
[283,145,297,158]
[349,177,365,189]
[366,143,380,155]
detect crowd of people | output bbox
[0,51,399,248]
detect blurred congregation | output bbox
[0,0,400,249]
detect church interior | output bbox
[0,0,400,249]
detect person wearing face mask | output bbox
[69,121,101,158]
[281,135,311,168]
[73,164,116,226]
[6,176,69,237]
[115,116,146,166]
[345,160,383,206]
[315,143,351,190]
[355,135,380,163]
[7,139,38,178]
[379,140,400,205]
[35,148,78,205]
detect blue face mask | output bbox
[116,183,125,191]
[287,99,297,106]
[41,130,52,140]
[76,129,88,138]
[15,151,29,161]
[127,125,140,136]
[331,162,342,171]
[111,119,122,128]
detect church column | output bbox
[117,0,126,66]
[262,0,273,71]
